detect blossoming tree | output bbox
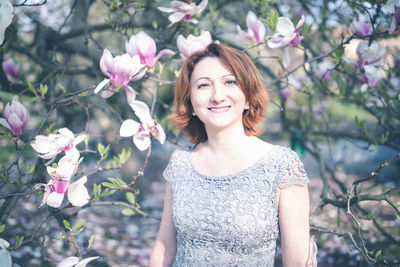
[0,0,399,266]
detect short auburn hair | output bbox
[169,43,269,144]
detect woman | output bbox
[149,43,312,266]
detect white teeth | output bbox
[209,107,229,112]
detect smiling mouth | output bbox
[208,106,230,113]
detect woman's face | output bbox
[189,57,248,134]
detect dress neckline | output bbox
[188,144,276,180]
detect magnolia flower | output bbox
[158,0,208,26]
[2,61,19,79]
[36,153,89,208]
[0,100,29,136]
[0,0,13,45]
[382,0,400,34]
[94,49,146,100]
[350,21,373,37]
[57,256,99,267]
[268,16,304,48]
[31,127,86,162]
[0,238,11,267]
[343,41,386,87]
[125,31,174,69]
[120,100,165,151]
[314,61,335,82]
[236,11,266,45]
[177,31,212,58]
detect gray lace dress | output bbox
[163,145,309,266]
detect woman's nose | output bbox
[211,83,225,103]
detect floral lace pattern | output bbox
[163,145,309,266]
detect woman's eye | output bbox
[197,83,210,89]
[225,80,238,85]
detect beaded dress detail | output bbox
[163,145,309,266]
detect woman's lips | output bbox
[208,106,230,113]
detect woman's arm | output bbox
[278,185,313,266]
[148,181,177,267]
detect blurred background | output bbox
[0,0,399,266]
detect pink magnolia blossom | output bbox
[268,16,305,48]
[125,31,174,69]
[158,0,208,26]
[343,41,386,87]
[35,153,89,208]
[382,0,400,34]
[31,127,86,162]
[314,61,335,82]
[0,100,29,136]
[177,30,212,59]
[2,61,19,79]
[57,256,99,267]
[236,11,266,45]
[0,0,13,45]
[94,49,146,100]
[350,21,373,37]
[120,100,166,151]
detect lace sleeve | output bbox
[279,149,309,188]
[162,151,175,182]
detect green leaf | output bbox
[28,82,38,97]
[265,9,279,32]
[63,220,71,230]
[366,210,377,220]
[375,250,382,261]
[118,149,131,165]
[395,214,400,220]
[59,83,66,93]
[332,45,345,60]
[0,224,5,233]
[52,232,63,241]
[25,164,35,174]
[79,91,89,97]
[73,221,84,231]
[121,208,136,216]
[98,188,115,198]
[88,234,94,249]
[39,84,48,97]
[24,96,38,103]
[84,134,90,146]
[126,192,136,205]
[15,235,24,248]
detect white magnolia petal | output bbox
[120,119,140,137]
[155,122,166,144]
[282,47,291,69]
[73,134,86,146]
[129,100,152,124]
[68,176,90,207]
[75,256,100,267]
[0,238,9,249]
[168,12,186,24]
[58,128,74,139]
[342,56,357,66]
[0,118,11,131]
[94,79,110,94]
[0,248,12,267]
[56,256,80,267]
[0,0,13,45]
[276,17,295,35]
[46,192,64,208]
[158,7,175,13]
[133,134,151,151]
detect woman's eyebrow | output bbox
[194,77,211,83]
